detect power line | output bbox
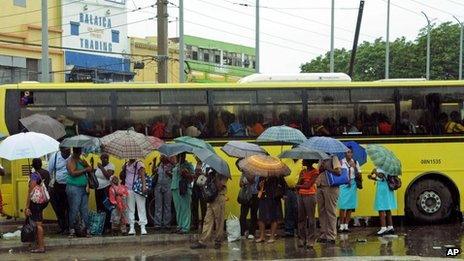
[0,0,81,19]
[0,4,111,33]
[5,4,155,40]
[225,0,358,10]
[185,20,320,55]
[0,39,159,58]
[174,7,326,52]
[191,0,352,43]
[445,0,464,8]
[406,0,457,16]
[378,0,421,16]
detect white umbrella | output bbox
[0,132,60,160]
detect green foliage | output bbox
[300,22,462,81]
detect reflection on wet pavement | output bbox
[1,224,462,260]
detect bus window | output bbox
[117,91,160,105]
[116,106,209,138]
[400,87,464,135]
[67,91,111,106]
[257,89,302,104]
[161,90,207,105]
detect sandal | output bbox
[30,249,45,253]
[255,238,265,243]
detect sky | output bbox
[127,0,464,74]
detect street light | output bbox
[179,0,185,83]
[385,0,390,79]
[255,0,260,73]
[421,11,431,80]
[330,0,335,72]
[453,15,463,80]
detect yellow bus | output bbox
[1,78,463,223]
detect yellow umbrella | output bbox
[238,155,290,177]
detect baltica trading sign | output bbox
[61,0,129,57]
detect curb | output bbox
[0,233,198,253]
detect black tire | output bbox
[406,179,453,223]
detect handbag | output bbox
[102,192,115,212]
[131,161,153,198]
[237,186,252,204]
[87,170,99,190]
[88,211,106,236]
[30,174,50,204]
[179,177,189,196]
[21,217,36,243]
[387,175,402,190]
[201,171,218,203]
[326,168,350,187]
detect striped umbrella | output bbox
[238,155,290,177]
[101,130,154,159]
[366,145,402,176]
[257,125,306,144]
[300,136,348,154]
[221,141,267,158]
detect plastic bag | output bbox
[226,214,241,242]
[88,211,106,236]
[21,217,36,243]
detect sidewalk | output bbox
[0,230,197,253]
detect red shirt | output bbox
[298,169,319,195]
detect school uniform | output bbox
[338,159,360,211]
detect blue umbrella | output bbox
[335,141,367,165]
[300,136,348,154]
[157,143,193,157]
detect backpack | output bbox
[387,175,401,191]
[201,169,219,203]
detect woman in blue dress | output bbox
[338,147,361,232]
[368,168,397,236]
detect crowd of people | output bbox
[21,143,400,253]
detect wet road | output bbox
[1,224,462,260]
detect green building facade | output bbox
[172,35,256,82]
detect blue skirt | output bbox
[338,179,358,210]
[374,180,397,211]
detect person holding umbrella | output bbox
[190,168,228,249]
[366,145,400,236]
[92,153,115,234]
[171,152,194,234]
[153,155,175,230]
[66,147,92,237]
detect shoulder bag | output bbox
[387,175,402,190]
[87,164,99,190]
[326,168,350,187]
[30,173,50,204]
[132,161,153,198]
[49,153,58,188]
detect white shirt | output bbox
[341,158,361,179]
[95,163,115,189]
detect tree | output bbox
[300,22,462,81]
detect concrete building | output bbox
[171,35,255,83]
[61,0,133,82]
[130,36,179,83]
[0,0,64,83]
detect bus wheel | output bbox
[406,179,453,223]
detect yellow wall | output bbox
[130,36,179,83]
[0,0,64,82]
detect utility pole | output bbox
[179,0,185,82]
[385,0,390,79]
[157,0,168,83]
[453,16,463,80]
[255,0,260,73]
[422,11,431,80]
[348,0,365,78]
[330,0,335,72]
[41,0,49,82]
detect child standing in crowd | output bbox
[296,160,319,249]
[108,175,129,236]
[368,168,397,235]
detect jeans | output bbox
[191,184,207,229]
[95,186,111,231]
[284,190,298,235]
[127,190,147,226]
[154,183,172,227]
[239,194,258,236]
[66,185,89,230]
[50,183,69,232]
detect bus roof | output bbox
[1,79,463,90]
[238,73,352,83]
